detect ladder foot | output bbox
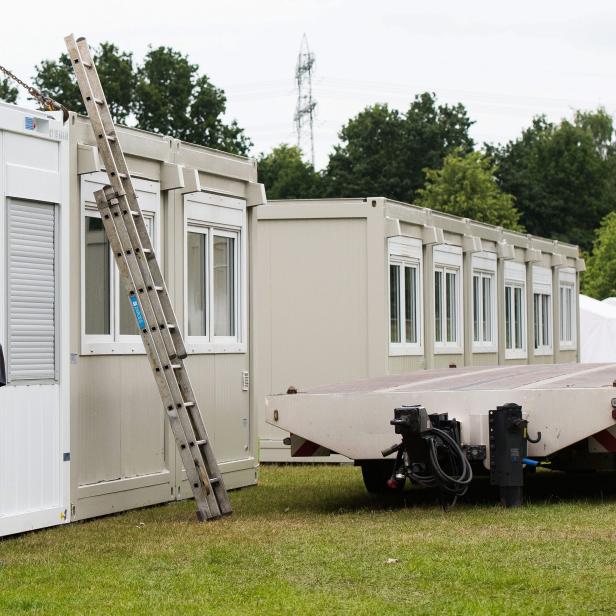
[196,510,222,523]
[196,510,206,522]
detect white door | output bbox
[0,108,69,537]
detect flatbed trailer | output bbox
[266,363,616,506]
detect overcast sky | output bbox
[2,0,615,169]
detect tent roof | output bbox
[580,294,616,319]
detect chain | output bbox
[0,63,70,120]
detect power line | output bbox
[294,34,317,167]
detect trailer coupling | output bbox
[382,403,542,509]
[382,405,473,509]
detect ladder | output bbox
[65,34,232,521]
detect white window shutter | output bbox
[7,200,56,381]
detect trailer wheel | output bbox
[360,461,402,494]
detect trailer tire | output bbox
[360,461,401,494]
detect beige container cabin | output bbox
[251,197,584,462]
[69,114,266,521]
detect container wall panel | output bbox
[470,352,499,367]
[255,217,369,454]
[0,385,61,517]
[73,356,167,488]
[388,355,426,374]
[433,354,465,369]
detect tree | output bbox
[33,42,251,155]
[34,43,134,123]
[0,78,18,104]
[417,150,522,230]
[134,47,250,154]
[257,144,324,199]
[324,92,474,202]
[491,110,616,250]
[583,212,616,299]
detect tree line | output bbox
[1,42,615,297]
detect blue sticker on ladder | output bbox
[130,295,146,329]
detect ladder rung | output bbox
[83,62,92,68]
[94,98,104,105]
[167,324,176,330]
[184,401,195,408]
[142,248,151,254]
[154,286,163,292]
[107,135,116,142]
[210,477,220,486]
[130,210,141,217]
[119,173,128,179]
[194,439,208,446]
[171,364,181,370]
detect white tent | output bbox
[580,294,616,362]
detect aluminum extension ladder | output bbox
[65,34,232,521]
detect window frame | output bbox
[471,252,497,353]
[532,265,553,356]
[558,268,577,350]
[80,172,161,355]
[433,245,463,354]
[185,224,210,343]
[184,191,247,355]
[504,261,527,360]
[388,237,423,356]
[211,228,240,345]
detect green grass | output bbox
[2,465,616,615]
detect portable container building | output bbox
[0,103,70,536]
[1,102,265,537]
[251,197,584,462]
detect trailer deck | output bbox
[266,363,616,463]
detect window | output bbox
[505,285,525,350]
[389,263,420,345]
[471,252,497,351]
[534,293,551,350]
[84,216,110,335]
[472,272,494,346]
[187,229,208,337]
[213,234,236,337]
[81,173,160,354]
[388,237,422,355]
[434,245,462,351]
[434,268,459,345]
[504,261,527,359]
[186,226,239,344]
[184,192,246,353]
[559,268,576,349]
[532,265,552,354]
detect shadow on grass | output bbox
[241,466,616,517]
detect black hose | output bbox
[406,427,473,498]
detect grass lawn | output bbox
[2,465,616,615]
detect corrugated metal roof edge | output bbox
[266,196,580,256]
[71,112,253,162]
[71,111,257,183]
